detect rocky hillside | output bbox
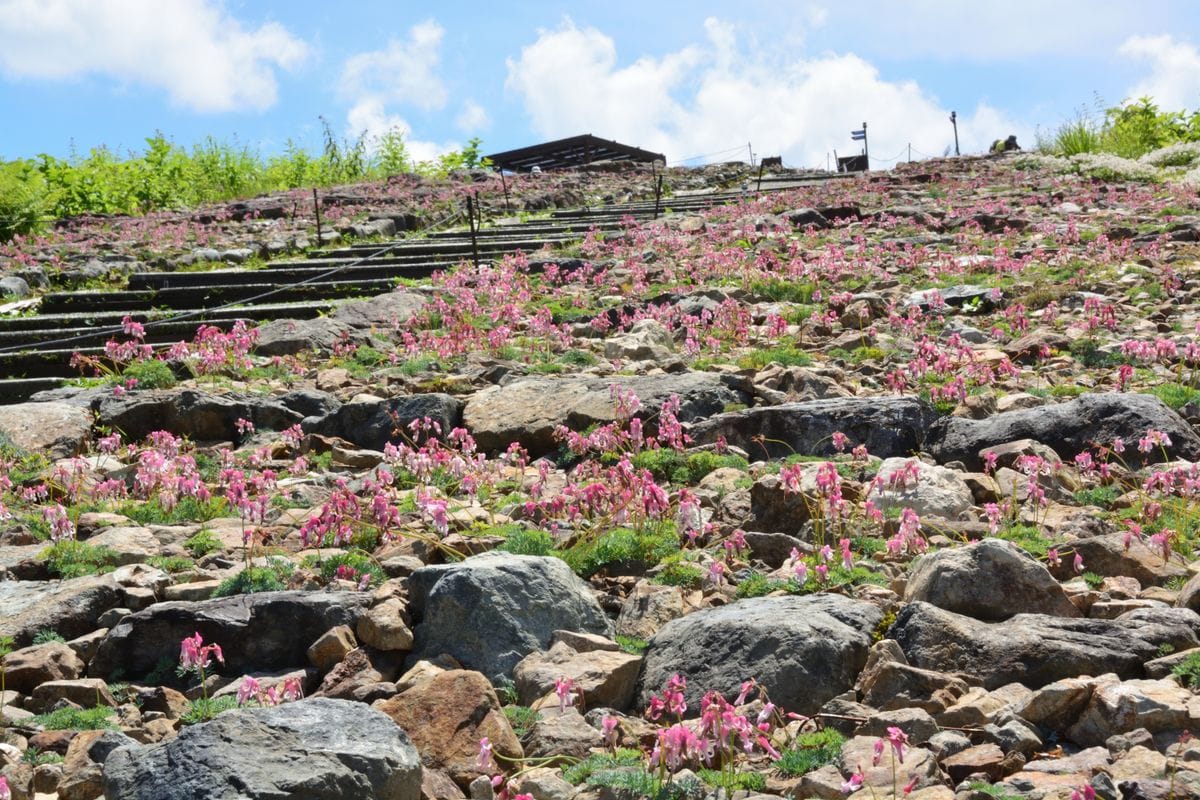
[3,152,1200,800]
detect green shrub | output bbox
[735,571,789,599]
[120,358,178,390]
[41,540,117,578]
[31,629,66,645]
[774,728,846,776]
[300,549,384,587]
[500,527,555,556]
[1073,486,1119,508]
[183,528,222,557]
[737,344,813,370]
[697,769,767,793]
[32,705,117,731]
[615,634,649,655]
[560,525,680,578]
[0,159,49,241]
[180,695,240,725]
[1050,114,1102,156]
[1172,650,1200,687]
[629,449,748,485]
[148,555,195,574]
[503,705,538,737]
[1149,383,1200,411]
[122,496,228,526]
[212,559,294,597]
[562,750,646,785]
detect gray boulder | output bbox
[904,538,1080,620]
[891,601,1200,689]
[103,698,420,800]
[330,290,425,330]
[0,401,92,459]
[0,575,123,648]
[463,372,748,455]
[91,591,371,679]
[689,397,938,459]
[406,552,612,683]
[305,393,463,450]
[928,393,1200,469]
[636,594,883,715]
[95,389,303,443]
[254,317,365,357]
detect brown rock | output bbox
[374,669,523,788]
[860,659,972,715]
[356,598,414,651]
[315,647,402,699]
[420,767,466,800]
[522,707,604,762]
[942,743,1007,782]
[2,642,85,694]
[615,581,686,639]
[514,639,642,711]
[28,729,78,756]
[1012,675,1099,731]
[937,683,1034,727]
[307,624,357,671]
[29,679,116,714]
[0,401,91,459]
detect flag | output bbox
[850,129,866,141]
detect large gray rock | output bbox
[928,393,1200,469]
[872,457,974,520]
[689,397,938,459]
[636,594,883,715]
[330,291,425,330]
[462,372,748,455]
[305,393,463,450]
[91,591,371,679]
[254,317,364,357]
[95,389,303,443]
[103,698,420,799]
[904,538,1080,621]
[0,401,92,459]
[406,552,612,683]
[891,602,1200,690]
[0,576,123,648]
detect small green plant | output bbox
[629,449,748,485]
[32,705,118,731]
[615,634,649,655]
[1171,650,1200,687]
[735,571,788,599]
[180,694,240,725]
[120,358,178,389]
[1150,383,1200,412]
[968,780,1024,800]
[41,540,118,578]
[148,555,195,573]
[183,528,222,557]
[774,728,847,776]
[503,705,539,737]
[300,549,384,587]
[21,746,65,766]
[1073,486,1120,508]
[559,524,680,578]
[31,629,66,645]
[212,558,294,597]
[1081,571,1105,590]
[652,558,704,589]
[562,750,649,785]
[499,527,555,556]
[121,496,228,526]
[737,344,813,370]
[697,768,767,793]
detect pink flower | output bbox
[602,715,620,748]
[1073,552,1085,573]
[555,676,576,713]
[0,776,9,800]
[179,631,224,673]
[476,736,495,772]
[237,676,261,705]
[903,775,920,795]
[841,771,864,794]
[886,726,909,763]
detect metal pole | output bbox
[756,162,765,194]
[312,188,321,245]
[747,142,753,166]
[908,144,912,163]
[467,196,480,269]
[653,175,664,220]
[862,122,869,170]
[499,169,510,213]
[950,111,960,156]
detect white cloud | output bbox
[339,20,459,162]
[339,20,446,112]
[505,17,1030,169]
[456,99,491,133]
[1119,34,1200,110]
[0,0,307,112]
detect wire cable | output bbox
[0,205,468,355]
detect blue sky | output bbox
[1,1,1199,169]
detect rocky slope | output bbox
[3,153,1200,800]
